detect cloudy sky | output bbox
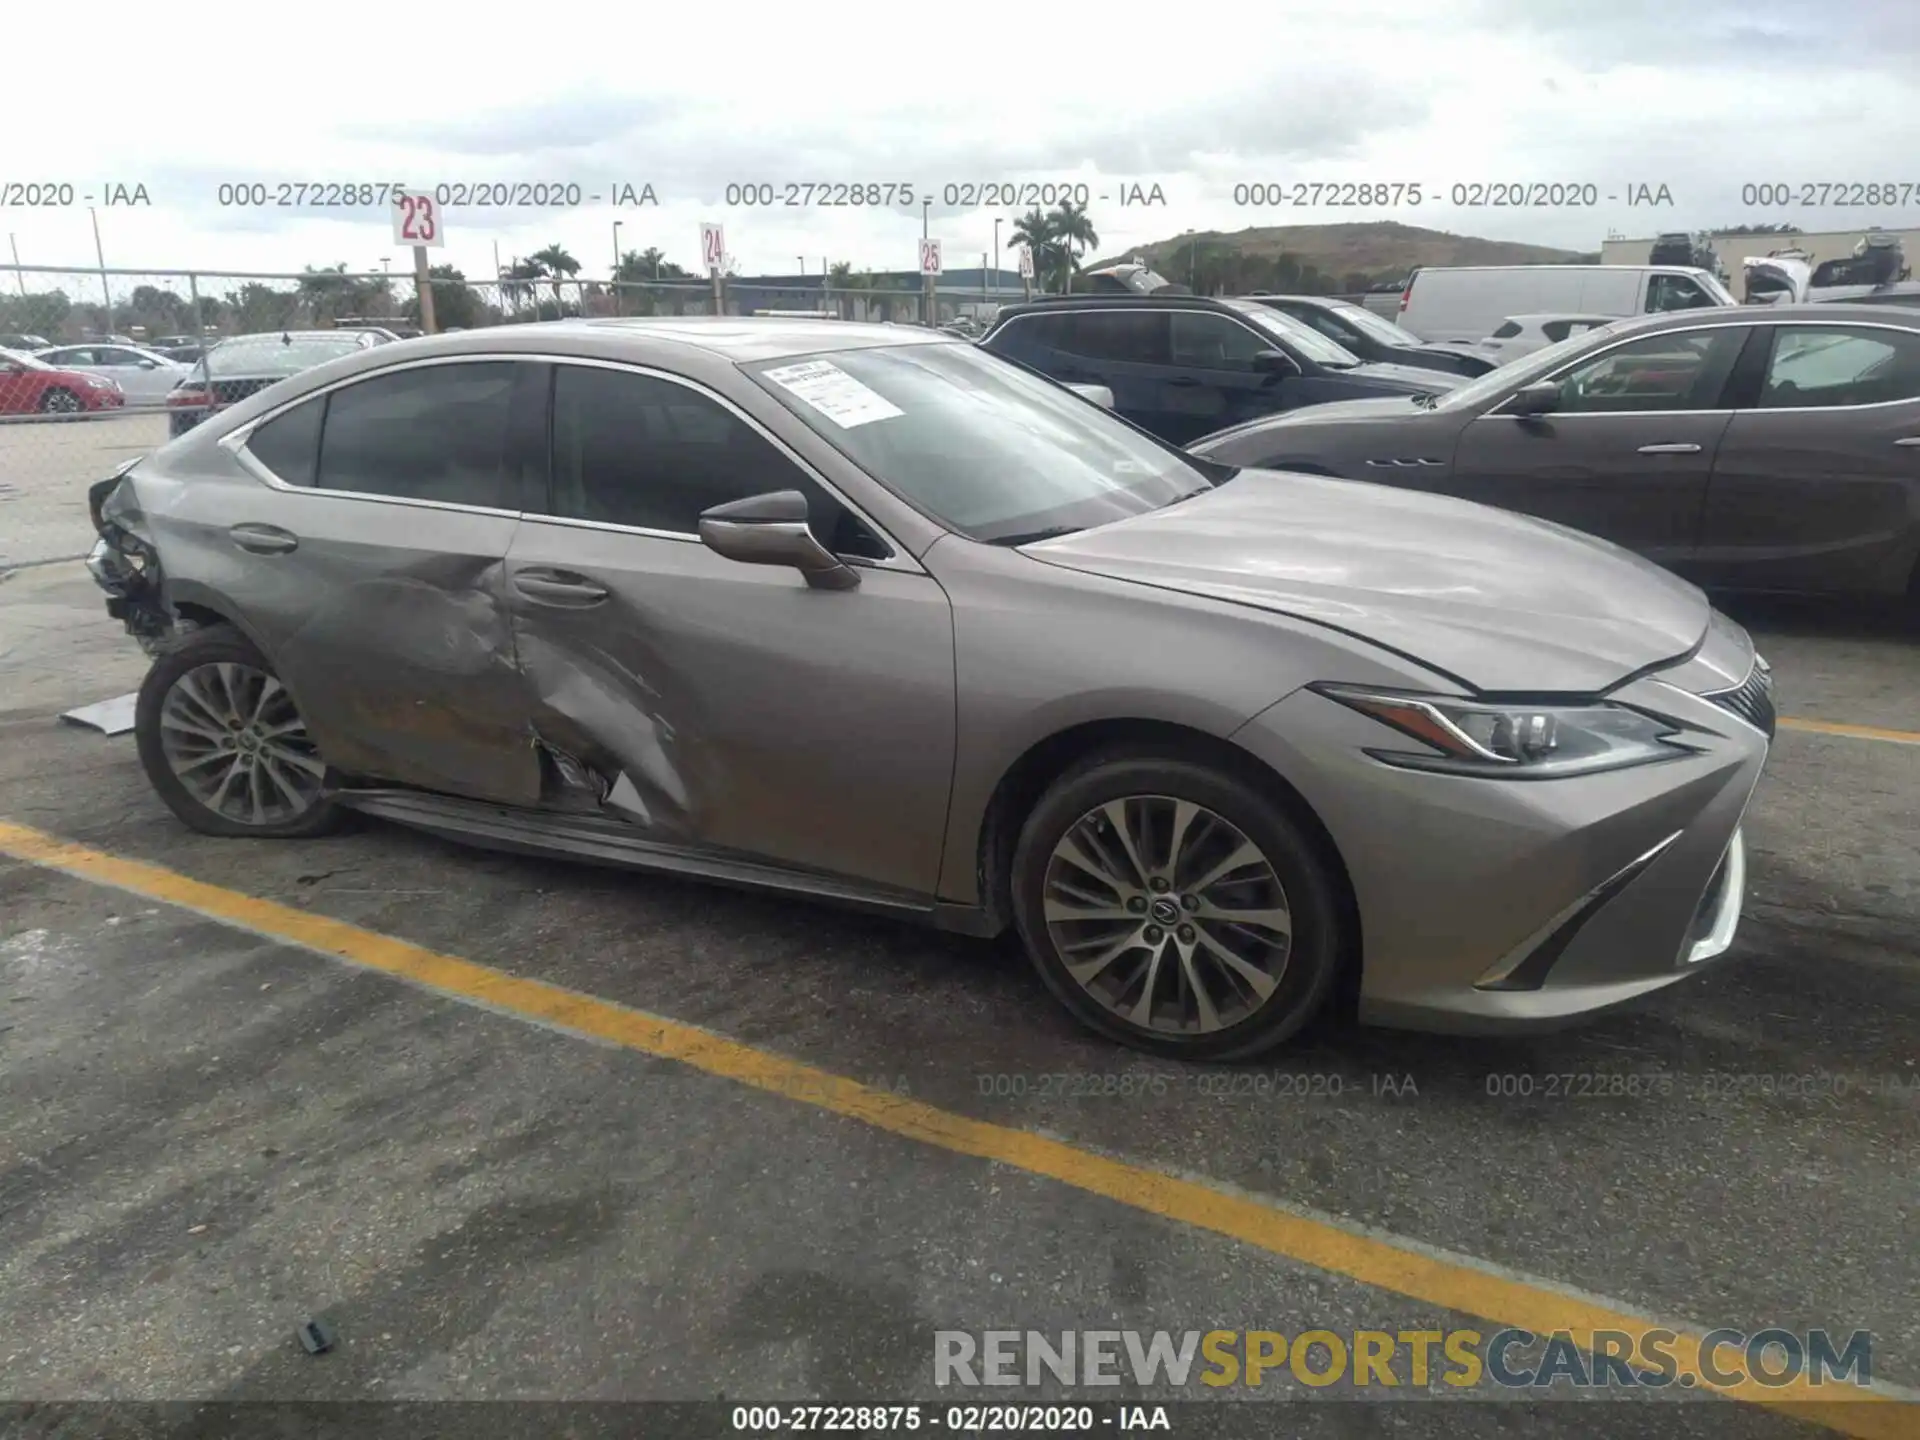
[5,0,1919,288]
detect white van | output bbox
[1396,266,1738,342]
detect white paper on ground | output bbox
[59,692,139,736]
[761,360,904,429]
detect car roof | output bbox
[993,293,1235,316]
[334,316,960,365]
[1501,313,1619,324]
[1609,302,1920,331]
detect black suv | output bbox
[979,294,1462,444]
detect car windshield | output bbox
[746,342,1212,544]
[1429,322,1630,410]
[202,334,369,377]
[1328,303,1423,349]
[1232,305,1362,367]
[1,348,52,371]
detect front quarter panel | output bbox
[929,539,1458,906]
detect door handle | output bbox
[1894,437,1920,447]
[1166,377,1202,388]
[512,569,610,606]
[1636,443,1702,455]
[228,523,298,555]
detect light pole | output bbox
[7,233,25,297]
[612,221,624,314]
[89,208,112,336]
[1185,229,1197,291]
[993,217,1002,301]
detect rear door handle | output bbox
[1895,437,1920,447]
[512,568,610,606]
[1636,443,1702,455]
[228,522,298,555]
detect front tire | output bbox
[1010,751,1345,1061]
[134,626,342,838]
[38,387,82,414]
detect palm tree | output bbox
[499,258,547,315]
[529,244,580,316]
[1009,208,1053,293]
[1049,201,1099,293]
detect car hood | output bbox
[1023,472,1710,692]
[1193,396,1431,448]
[1342,360,1462,392]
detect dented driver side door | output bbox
[500,361,959,898]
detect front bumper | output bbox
[1232,651,1771,1035]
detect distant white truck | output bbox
[1395,265,1737,342]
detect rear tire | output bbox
[134,626,343,839]
[1010,750,1345,1061]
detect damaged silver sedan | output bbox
[87,318,1772,1058]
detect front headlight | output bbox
[85,374,115,388]
[1312,684,1698,779]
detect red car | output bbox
[0,348,126,415]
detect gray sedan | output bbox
[87,319,1771,1058]
[1188,304,1920,602]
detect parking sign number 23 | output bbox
[399,194,438,243]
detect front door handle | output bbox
[1166,377,1202,388]
[1636,443,1702,455]
[512,569,610,606]
[228,522,298,555]
[1894,436,1920,447]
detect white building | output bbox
[1600,227,1920,274]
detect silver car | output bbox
[85,319,1773,1058]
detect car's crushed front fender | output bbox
[86,472,174,654]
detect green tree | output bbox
[1008,208,1053,293]
[226,282,298,332]
[499,258,546,314]
[0,288,73,338]
[1049,201,1099,293]
[529,243,581,315]
[407,264,481,329]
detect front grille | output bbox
[1704,658,1776,740]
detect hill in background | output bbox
[1091,221,1596,294]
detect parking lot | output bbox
[0,413,1916,1436]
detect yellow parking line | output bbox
[1778,717,1920,747]
[0,816,1907,1434]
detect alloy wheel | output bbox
[157,662,326,827]
[1041,795,1292,1035]
[41,389,82,413]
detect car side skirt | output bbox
[332,788,999,936]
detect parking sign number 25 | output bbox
[399,194,437,243]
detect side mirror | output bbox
[1507,381,1562,416]
[139,359,159,369]
[1065,382,1115,409]
[1252,349,1301,378]
[698,490,860,591]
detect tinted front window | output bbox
[1646,274,1714,312]
[1490,321,1524,339]
[747,342,1209,544]
[245,398,324,486]
[1547,328,1747,413]
[1432,322,1631,411]
[1233,306,1360,366]
[549,364,880,556]
[316,362,523,507]
[1760,325,1920,407]
[1169,312,1272,370]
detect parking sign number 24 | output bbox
[399,194,438,243]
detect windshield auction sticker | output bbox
[762,360,903,429]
